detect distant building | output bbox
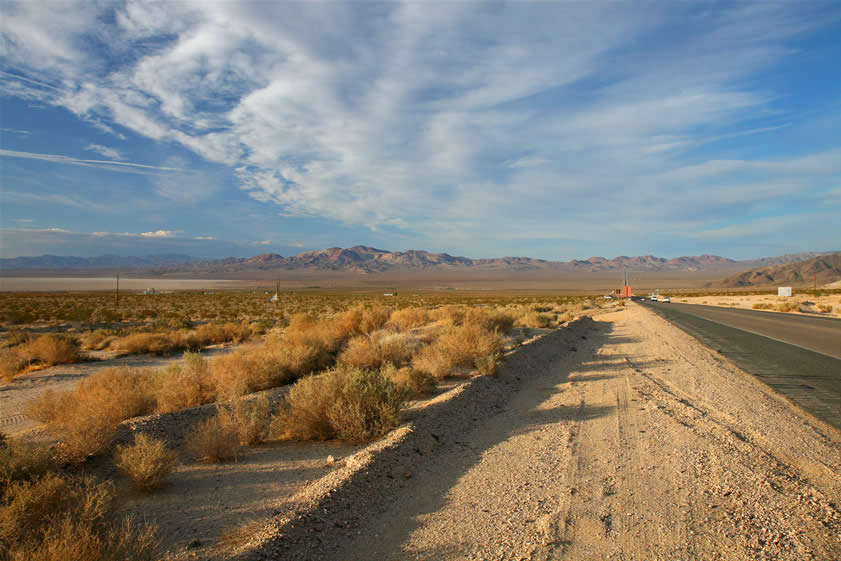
[143,288,157,295]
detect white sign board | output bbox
[778,287,792,297]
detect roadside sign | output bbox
[778,287,792,297]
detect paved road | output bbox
[639,301,841,430]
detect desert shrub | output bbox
[274,366,405,443]
[153,353,215,413]
[283,313,341,353]
[411,323,502,379]
[410,343,452,379]
[0,348,27,382]
[113,434,177,491]
[388,307,430,330]
[18,334,82,369]
[474,353,499,376]
[0,474,111,547]
[382,364,434,397]
[210,346,281,400]
[516,311,553,328]
[775,302,799,313]
[0,474,159,561]
[335,305,391,338]
[338,331,418,371]
[24,367,154,463]
[0,437,54,493]
[818,304,833,313]
[431,305,467,325]
[752,303,774,310]
[193,321,254,347]
[219,395,272,445]
[186,414,240,462]
[482,309,516,331]
[118,333,178,355]
[79,330,116,351]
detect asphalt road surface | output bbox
[639,301,841,431]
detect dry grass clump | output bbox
[0,348,27,382]
[113,434,177,491]
[118,332,179,355]
[382,364,434,396]
[153,352,215,413]
[516,310,554,328]
[0,473,159,561]
[282,313,342,354]
[209,345,286,400]
[388,307,430,330]
[338,330,419,371]
[775,302,799,313]
[24,367,155,463]
[80,330,117,351]
[274,366,405,443]
[1,334,82,382]
[0,435,54,493]
[25,334,82,366]
[412,323,503,379]
[431,305,467,325]
[818,304,833,313]
[116,322,254,356]
[334,305,391,338]
[752,303,774,310]
[219,395,273,445]
[186,413,240,462]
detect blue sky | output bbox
[1,1,840,261]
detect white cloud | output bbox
[1,1,839,252]
[84,144,125,161]
[140,230,178,238]
[193,236,216,240]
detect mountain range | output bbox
[1,246,835,277]
[720,253,841,288]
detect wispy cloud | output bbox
[84,144,124,161]
[2,190,109,211]
[0,149,182,174]
[0,127,31,136]
[1,1,839,257]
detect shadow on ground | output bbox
[240,316,631,561]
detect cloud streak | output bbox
[1,1,839,257]
[0,149,182,174]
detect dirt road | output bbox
[264,304,841,561]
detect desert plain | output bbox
[1,279,839,560]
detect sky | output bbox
[1,1,840,262]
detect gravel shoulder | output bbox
[250,304,841,561]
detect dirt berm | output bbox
[232,306,841,561]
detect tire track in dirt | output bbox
[242,308,841,561]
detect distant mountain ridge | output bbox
[720,253,841,288]
[3,246,831,275]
